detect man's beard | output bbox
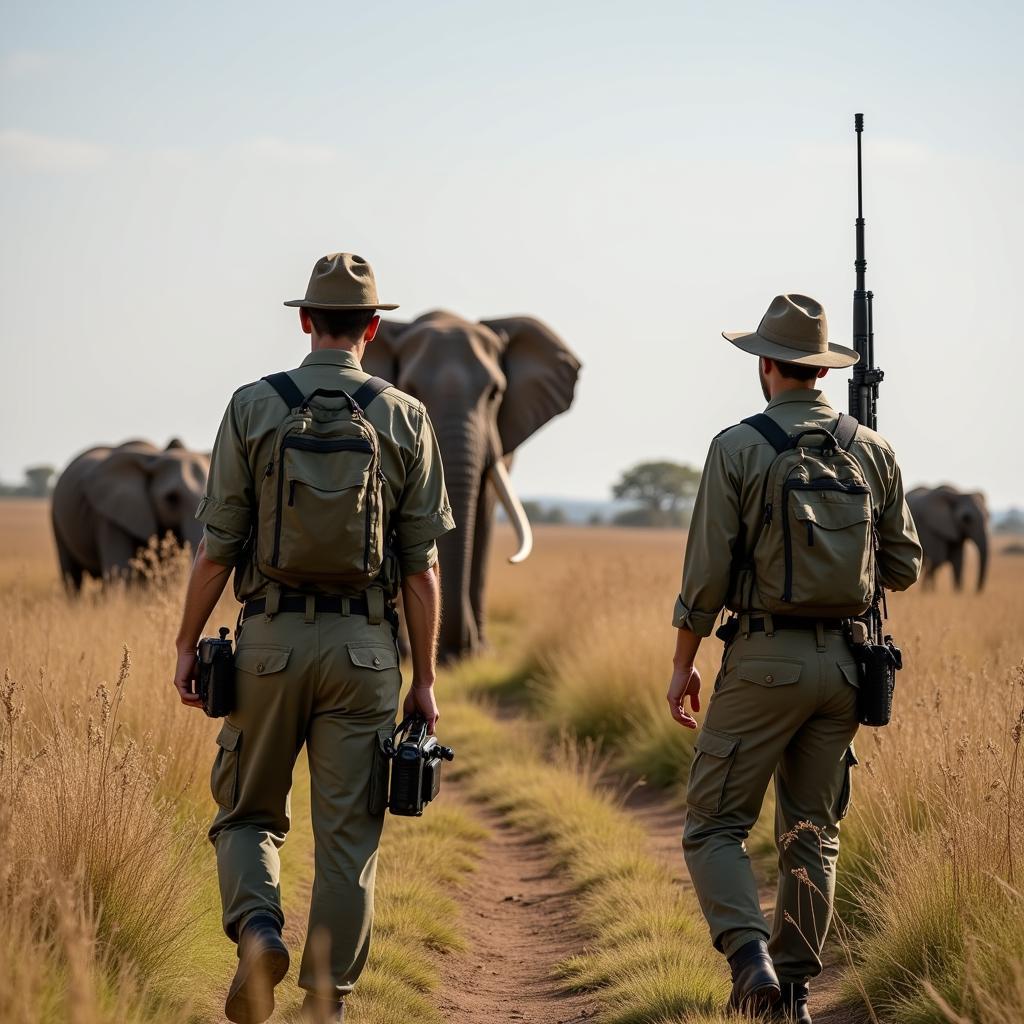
[758,361,770,401]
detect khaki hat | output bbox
[283,253,399,310]
[723,293,859,369]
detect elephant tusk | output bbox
[487,460,533,564]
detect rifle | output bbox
[845,113,902,727]
[848,112,883,431]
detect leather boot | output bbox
[727,938,781,1016]
[301,993,346,1023]
[224,913,290,1024]
[777,981,812,1023]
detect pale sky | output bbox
[2,0,1023,506]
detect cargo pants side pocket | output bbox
[211,721,242,810]
[686,727,740,815]
[835,745,859,821]
[368,725,393,816]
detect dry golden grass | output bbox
[2,505,1022,1023]
[0,503,482,1024]
[483,523,1024,1023]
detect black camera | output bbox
[196,627,235,718]
[386,715,455,817]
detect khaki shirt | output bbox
[673,389,921,635]
[197,348,455,602]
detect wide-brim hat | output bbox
[723,293,859,369]
[284,252,399,310]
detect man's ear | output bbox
[299,308,313,336]
[364,314,381,343]
[817,366,829,379]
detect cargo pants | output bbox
[208,606,401,998]
[682,624,859,983]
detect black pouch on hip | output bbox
[197,627,235,718]
[852,634,903,727]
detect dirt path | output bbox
[436,784,600,1024]
[622,786,869,1024]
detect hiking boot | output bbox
[726,938,781,1017]
[301,993,346,1023]
[777,981,812,1023]
[224,913,290,1024]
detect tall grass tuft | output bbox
[0,652,203,1021]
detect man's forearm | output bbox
[401,565,441,685]
[175,538,233,652]
[673,625,702,668]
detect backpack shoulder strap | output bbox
[262,372,306,411]
[741,413,790,455]
[351,375,392,411]
[834,412,860,451]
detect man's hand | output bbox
[173,646,203,709]
[403,681,439,734]
[667,664,701,729]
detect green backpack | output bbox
[255,372,391,590]
[738,413,875,618]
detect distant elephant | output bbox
[907,485,989,591]
[52,439,209,589]
[364,311,581,662]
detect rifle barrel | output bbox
[849,112,880,431]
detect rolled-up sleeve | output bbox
[671,437,741,635]
[196,398,254,566]
[876,452,922,592]
[394,408,455,575]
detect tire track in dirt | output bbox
[623,785,869,1024]
[435,782,600,1024]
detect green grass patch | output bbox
[440,696,734,1024]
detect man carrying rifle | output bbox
[666,293,921,1022]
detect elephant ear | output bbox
[85,448,158,542]
[482,317,582,455]
[361,319,407,382]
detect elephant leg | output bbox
[55,536,84,592]
[96,519,141,582]
[469,480,497,649]
[949,544,965,590]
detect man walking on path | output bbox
[666,294,921,1022]
[171,253,454,1024]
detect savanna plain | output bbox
[2,500,1022,1024]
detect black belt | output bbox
[242,594,398,628]
[748,615,847,633]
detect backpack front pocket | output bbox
[271,437,377,581]
[783,483,872,612]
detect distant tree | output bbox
[612,460,701,527]
[24,465,56,497]
[587,512,605,527]
[521,500,544,523]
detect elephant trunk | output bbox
[434,422,486,661]
[973,526,989,591]
[487,460,533,563]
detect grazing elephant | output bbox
[363,311,581,661]
[907,485,989,591]
[52,439,209,589]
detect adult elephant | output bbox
[364,311,581,661]
[907,485,989,591]
[52,439,209,589]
